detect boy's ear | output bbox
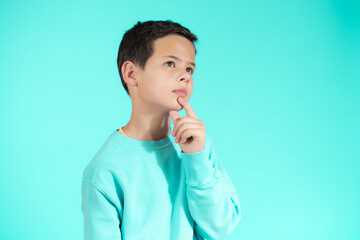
[121,60,138,87]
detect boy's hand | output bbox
[169,97,206,154]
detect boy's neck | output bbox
[121,112,172,142]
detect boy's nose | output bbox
[179,76,189,82]
[178,72,191,83]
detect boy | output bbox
[81,20,241,240]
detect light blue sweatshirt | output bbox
[81,128,241,240]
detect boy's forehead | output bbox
[152,35,195,61]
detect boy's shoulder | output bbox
[82,130,121,182]
[83,129,149,181]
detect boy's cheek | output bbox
[186,90,193,101]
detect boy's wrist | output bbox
[181,147,215,185]
[181,146,204,154]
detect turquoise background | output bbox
[1,0,359,239]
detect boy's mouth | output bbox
[172,88,187,97]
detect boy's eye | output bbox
[165,61,175,68]
[186,67,194,74]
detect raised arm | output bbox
[181,137,241,239]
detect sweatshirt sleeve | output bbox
[180,137,241,240]
[81,180,122,240]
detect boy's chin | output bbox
[168,102,183,111]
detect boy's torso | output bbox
[83,130,203,239]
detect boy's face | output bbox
[135,34,195,112]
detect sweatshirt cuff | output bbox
[181,147,215,186]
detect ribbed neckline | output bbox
[111,126,176,149]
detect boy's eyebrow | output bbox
[163,55,196,68]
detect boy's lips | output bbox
[172,88,187,97]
